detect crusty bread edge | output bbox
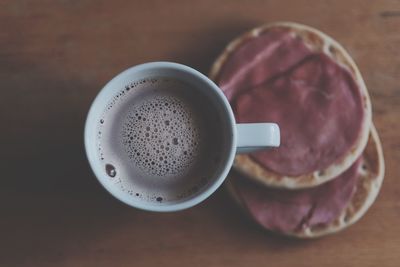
[292,124,384,238]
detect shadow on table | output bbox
[1,47,130,265]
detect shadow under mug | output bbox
[85,62,280,212]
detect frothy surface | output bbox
[122,94,201,177]
[97,78,228,204]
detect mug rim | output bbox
[84,62,237,212]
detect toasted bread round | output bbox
[210,22,372,189]
[225,124,384,238]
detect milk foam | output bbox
[97,78,226,203]
[122,94,201,177]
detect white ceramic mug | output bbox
[84,62,280,212]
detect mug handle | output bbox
[236,123,280,154]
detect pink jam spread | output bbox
[217,29,364,176]
[230,158,361,232]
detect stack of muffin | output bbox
[210,22,384,238]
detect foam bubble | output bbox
[105,164,117,177]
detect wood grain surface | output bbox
[1,1,399,266]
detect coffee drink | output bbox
[97,77,228,203]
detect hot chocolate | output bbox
[97,77,227,203]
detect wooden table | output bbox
[1,1,399,266]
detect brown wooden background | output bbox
[1,1,399,266]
